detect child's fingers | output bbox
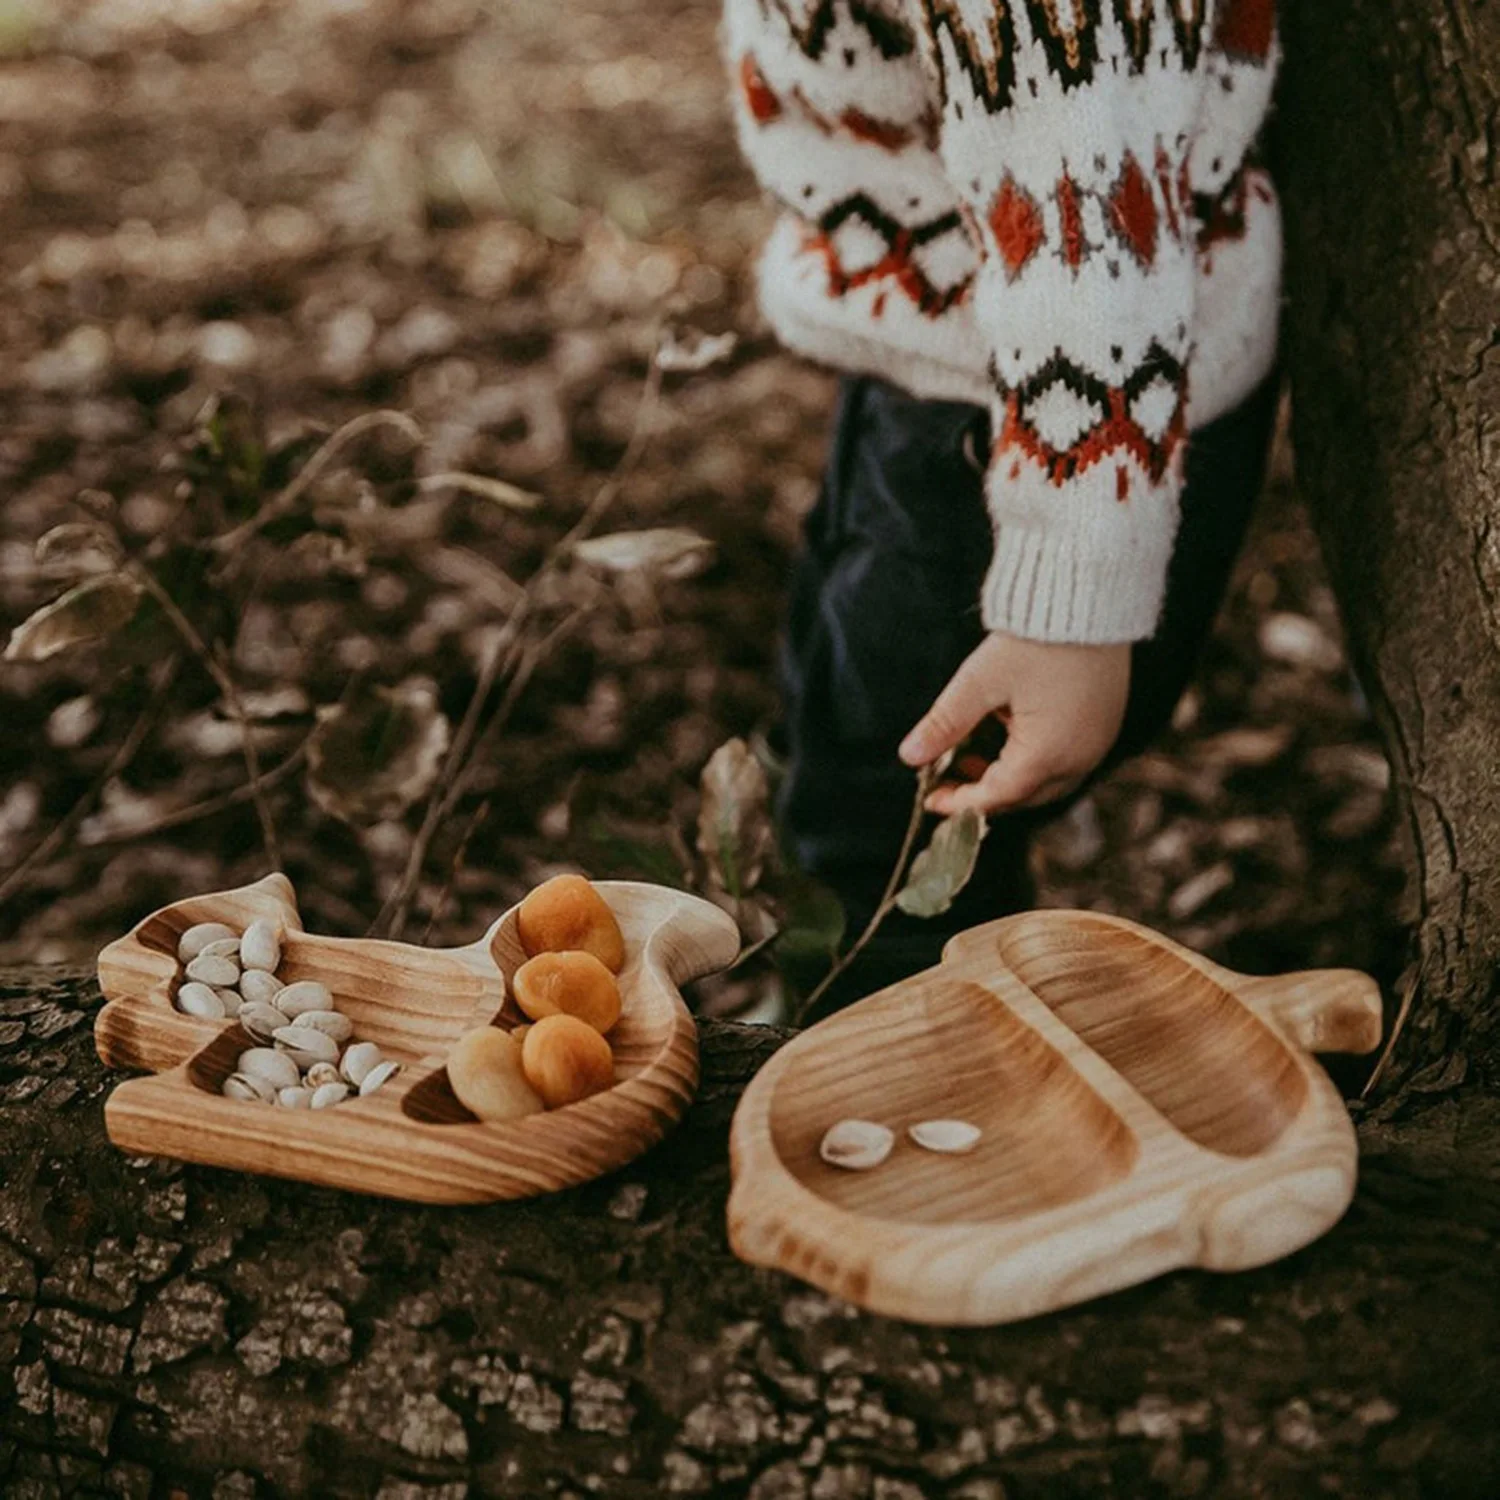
[925,743,1054,815]
[898,656,1000,768]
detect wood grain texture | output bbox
[728,910,1383,1326]
[95,875,741,1203]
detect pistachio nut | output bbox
[184,952,239,988]
[358,1060,401,1097]
[178,921,237,962]
[236,1047,301,1091]
[273,1025,339,1068]
[274,980,334,1019]
[239,919,281,973]
[238,969,284,1007]
[175,981,226,1020]
[339,1041,383,1088]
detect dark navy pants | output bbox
[778,371,1282,1013]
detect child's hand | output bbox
[898,632,1131,816]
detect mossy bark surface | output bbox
[2,968,1497,1499]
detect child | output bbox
[720,1,1283,1008]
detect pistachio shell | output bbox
[236,1048,301,1091]
[214,986,242,1018]
[176,981,226,1019]
[907,1119,982,1154]
[238,1002,288,1044]
[198,936,242,961]
[178,921,237,962]
[275,980,333,1018]
[238,969,284,1007]
[819,1119,894,1171]
[185,952,239,988]
[278,1086,314,1108]
[273,1025,339,1067]
[358,1060,400,1097]
[295,1010,353,1044]
[339,1041,383,1088]
[304,1061,342,1090]
[311,1081,350,1109]
[239,919,281,973]
[223,1072,274,1103]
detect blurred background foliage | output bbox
[0,0,1407,1021]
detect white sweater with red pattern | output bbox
[720,0,1281,643]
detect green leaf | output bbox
[773,872,846,964]
[895,810,989,919]
[3,573,143,663]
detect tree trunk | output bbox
[1277,0,1500,1085]
[3,969,1499,1498]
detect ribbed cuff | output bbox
[979,510,1178,644]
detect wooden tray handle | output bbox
[1236,968,1383,1055]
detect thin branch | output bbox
[420,797,492,945]
[371,332,667,940]
[0,656,180,907]
[211,409,422,555]
[127,563,281,870]
[793,764,941,1026]
[377,605,588,941]
[370,624,522,939]
[78,738,311,847]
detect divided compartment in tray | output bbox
[401,931,670,1126]
[768,978,1139,1224]
[994,914,1308,1156]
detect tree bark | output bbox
[1277,0,1500,1084]
[3,969,1498,1499]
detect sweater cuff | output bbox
[979,495,1179,644]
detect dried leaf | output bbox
[3,573,143,663]
[573,528,715,580]
[655,328,738,373]
[305,678,451,824]
[696,737,774,899]
[34,522,124,577]
[895,810,988,919]
[416,471,541,510]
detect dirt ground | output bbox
[0,0,1408,1027]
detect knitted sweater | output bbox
[720,0,1281,643]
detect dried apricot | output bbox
[521,1014,615,1108]
[446,1027,545,1123]
[512,950,621,1035]
[516,875,625,973]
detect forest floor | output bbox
[0,0,1408,1041]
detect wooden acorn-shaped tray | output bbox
[729,910,1383,1326]
[95,874,740,1203]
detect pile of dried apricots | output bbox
[445,875,627,1122]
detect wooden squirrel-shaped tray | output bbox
[95,874,740,1203]
[729,910,1383,1325]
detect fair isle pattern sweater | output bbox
[720,0,1281,642]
